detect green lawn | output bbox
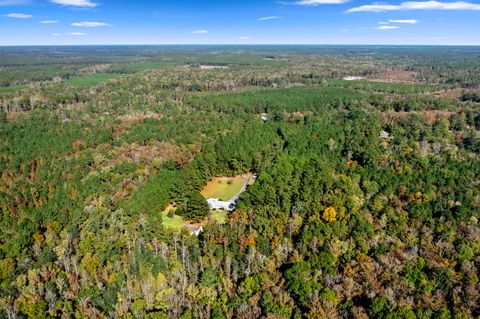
[160,205,229,229]
[201,175,249,201]
[160,206,184,230]
[211,211,228,224]
[64,73,122,87]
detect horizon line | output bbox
[1,43,480,47]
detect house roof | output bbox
[183,224,203,232]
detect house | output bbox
[343,76,364,81]
[380,131,392,140]
[207,198,236,212]
[183,224,204,236]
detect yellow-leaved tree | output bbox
[322,207,337,223]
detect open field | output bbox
[368,69,416,83]
[160,205,184,230]
[161,205,229,229]
[201,174,254,201]
[211,211,228,224]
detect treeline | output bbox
[461,92,480,103]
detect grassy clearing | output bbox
[211,211,228,224]
[160,173,255,230]
[161,206,229,230]
[160,205,184,230]
[64,73,122,87]
[201,175,250,201]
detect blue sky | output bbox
[0,0,479,45]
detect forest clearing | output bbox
[201,173,255,202]
[160,174,255,231]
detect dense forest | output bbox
[0,46,479,318]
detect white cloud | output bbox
[257,16,280,21]
[339,29,350,32]
[348,1,480,12]
[389,19,419,23]
[295,0,349,5]
[238,36,252,40]
[71,21,112,27]
[349,4,399,12]
[192,30,208,34]
[50,0,97,7]
[4,12,31,18]
[69,32,85,35]
[39,20,58,24]
[377,25,399,30]
[52,32,62,36]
